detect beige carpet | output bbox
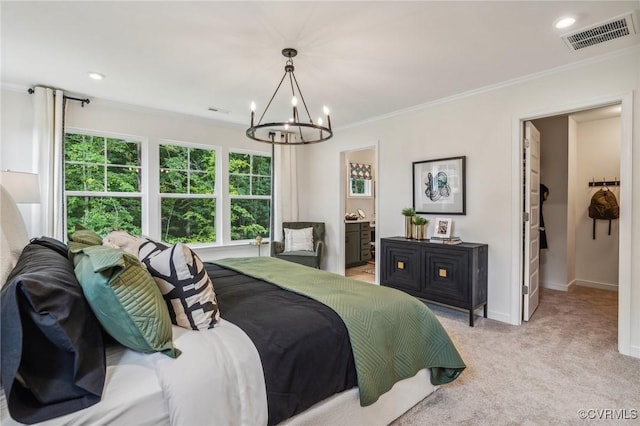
[392,286,640,425]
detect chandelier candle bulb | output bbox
[250,102,256,127]
[292,97,298,123]
[323,106,332,130]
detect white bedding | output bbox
[153,320,267,426]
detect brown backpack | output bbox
[588,188,619,239]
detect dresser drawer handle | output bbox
[397,261,405,270]
[439,268,448,278]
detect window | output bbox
[159,144,217,244]
[350,178,372,197]
[229,152,271,241]
[348,162,373,197]
[64,132,142,236]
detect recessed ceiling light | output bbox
[555,17,576,29]
[88,72,105,80]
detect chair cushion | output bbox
[279,250,316,257]
[284,227,314,252]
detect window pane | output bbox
[66,196,141,237]
[65,133,104,163]
[65,164,104,191]
[107,166,140,192]
[190,148,215,172]
[190,171,215,194]
[64,133,86,161]
[252,176,271,196]
[160,145,187,170]
[252,155,271,176]
[229,175,250,196]
[349,178,371,197]
[229,153,250,174]
[160,170,187,193]
[231,199,270,241]
[161,198,216,244]
[107,138,140,166]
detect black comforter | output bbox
[206,263,358,426]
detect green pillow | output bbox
[69,226,103,247]
[70,245,180,358]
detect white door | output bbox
[523,121,540,321]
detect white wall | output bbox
[575,116,621,290]
[297,48,640,356]
[1,88,38,236]
[533,116,569,291]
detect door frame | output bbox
[338,141,380,279]
[510,92,633,356]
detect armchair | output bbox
[273,222,325,269]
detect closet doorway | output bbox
[516,93,632,356]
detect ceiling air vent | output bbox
[562,12,637,51]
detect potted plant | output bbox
[401,207,416,239]
[412,216,429,240]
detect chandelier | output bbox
[246,48,333,145]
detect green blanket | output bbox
[213,257,465,406]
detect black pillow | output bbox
[1,237,106,424]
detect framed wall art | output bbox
[413,156,466,215]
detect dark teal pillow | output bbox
[70,244,180,358]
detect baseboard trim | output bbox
[575,279,619,292]
[626,344,640,359]
[541,281,570,292]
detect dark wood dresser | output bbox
[380,237,488,326]
[345,222,371,267]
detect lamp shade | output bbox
[0,171,40,203]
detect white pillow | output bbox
[284,227,314,252]
[102,230,141,256]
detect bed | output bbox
[0,185,465,426]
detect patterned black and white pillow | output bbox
[138,239,220,330]
[138,237,170,260]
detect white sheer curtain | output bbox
[32,86,65,240]
[273,144,299,245]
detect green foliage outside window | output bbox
[64,133,142,236]
[159,144,217,243]
[161,198,216,243]
[229,152,271,240]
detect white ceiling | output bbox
[2,1,639,129]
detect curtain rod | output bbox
[27,88,90,107]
